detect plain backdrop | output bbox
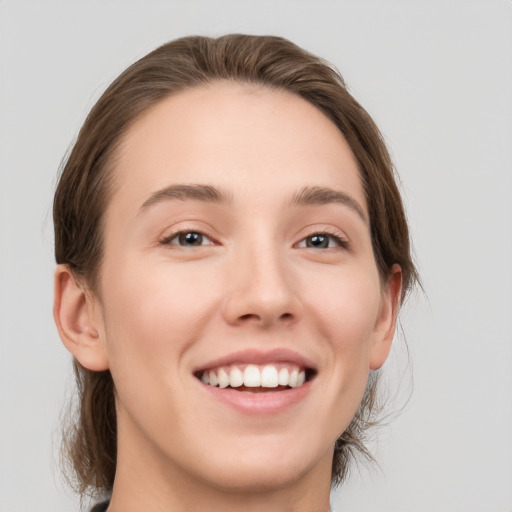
[0,1,511,511]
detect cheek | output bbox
[97,257,223,442]
[309,265,381,344]
[303,264,382,389]
[99,257,220,374]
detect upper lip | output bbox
[193,348,317,373]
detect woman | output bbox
[53,34,417,512]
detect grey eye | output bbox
[297,233,345,249]
[305,234,330,248]
[168,231,212,247]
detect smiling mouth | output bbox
[195,363,316,392]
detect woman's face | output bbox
[85,83,400,492]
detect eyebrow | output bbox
[290,186,367,223]
[139,183,366,223]
[139,184,232,211]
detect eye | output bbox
[161,231,214,247]
[296,232,348,249]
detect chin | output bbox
[204,462,312,493]
[190,438,334,494]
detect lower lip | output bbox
[198,380,313,415]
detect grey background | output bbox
[1,1,511,511]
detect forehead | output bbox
[109,81,365,216]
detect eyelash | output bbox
[159,231,215,247]
[159,229,349,250]
[296,231,349,250]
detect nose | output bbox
[221,241,299,329]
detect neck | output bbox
[110,478,331,512]
[108,420,333,512]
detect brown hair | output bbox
[54,34,418,495]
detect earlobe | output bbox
[53,265,109,371]
[369,264,403,370]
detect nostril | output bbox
[239,313,260,321]
[237,312,295,325]
[239,312,293,322]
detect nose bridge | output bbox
[223,230,297,327]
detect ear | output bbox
[369,264,403,370]
[53,264,109,371]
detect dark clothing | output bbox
[90,501,109,512]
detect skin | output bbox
[54,82,402,512]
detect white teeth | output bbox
[229,367,244,387]
[209,370,218,387]
[261,365,278,387]
[243,365,261,387]
[288,369,299,388]
[200,364,310,389]
[218,368,230,388]
[278,368,289,385]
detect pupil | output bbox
[307,235,328,248]
[180,232,202,246]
